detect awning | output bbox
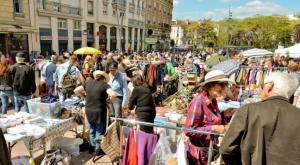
[242,48,273,58]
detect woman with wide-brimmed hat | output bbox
[185,70,235,165]
[74,70,116,154]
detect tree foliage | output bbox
[182,15,300,49]
[293,24,300,43]
[217,16,296,49]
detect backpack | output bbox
[13,64,35,95]
[61,65,76,95]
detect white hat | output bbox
[93,70,109,82]
[123,59,132,67]
[63,52,70,58]
[200,70,235,86]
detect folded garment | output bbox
[7,124,46,139]
[63,99,81,107]
[218,101,241,112]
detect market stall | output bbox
[1,113,75,157]
[0,96,81,158]
[275,43,300,58]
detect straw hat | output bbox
[123,59,132,67]
[200,70,235,86]
[93,70,110,82]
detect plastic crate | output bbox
[27,98,61,118]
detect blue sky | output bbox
[173,0,300,20]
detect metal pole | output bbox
[207,135,215,165]
[110,117,223,136]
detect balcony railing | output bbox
[128,19,144,26]
[38,0,81,16]
[129,3,135,13]
[112,0,127,10]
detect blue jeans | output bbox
[88,122,106,150]
[14,95,32,113]
[0,90,14,114]
[111,97,122,118]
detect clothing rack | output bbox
[240,65,288,70]
[110,117,224,165]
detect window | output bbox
[87,23,94,36]
[74,20,81,30]
[87,1,94,16]
[58,19,67,29]
[13,0,23,13]
[103,5,108,15]
[113,10,116,16]
[39,16,50,28]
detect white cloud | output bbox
[174,0,180,5]
[219,0,237,3]
[197,0,237,3]
[200,0,286,20]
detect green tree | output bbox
[217,15,294,49]
[293,24,300,43]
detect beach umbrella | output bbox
[242,48,273,58]
[73,47,101,55]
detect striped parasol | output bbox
[212,59,241,76]
[242,48,273,58]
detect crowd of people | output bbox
[2,49,300,165]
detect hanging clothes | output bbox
[145,64,158,93]
[136,131,159,165]
[123,129,138,165]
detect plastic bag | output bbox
[40,149,71,165]
[148,136,173,165]
[51,137,83,156]
[176,135,188,165]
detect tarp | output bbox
[275,44,300,58]
[212,59,241,76]
[242,48,273,58]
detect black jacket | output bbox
[220,96,300,165]
[11,63,36,96]
[129,86,156,119]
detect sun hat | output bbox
[93,70,110,82]
[63,52,70,58]
[123,59,132,67]
[200,70,235,86]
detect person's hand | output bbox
[123,109,129,118]
[122,103,128,111]
[224,108,237,117]
[54,90,58,97]
[212,125,226,134]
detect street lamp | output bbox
[119,12,125,52]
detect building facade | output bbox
[170,20,185,47]
[34,0,82,55]
[0,0,38,56]
[34,0,147,55]
[145,0,173,51]
[0,0,173,56]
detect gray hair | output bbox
[267,72,299,99]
